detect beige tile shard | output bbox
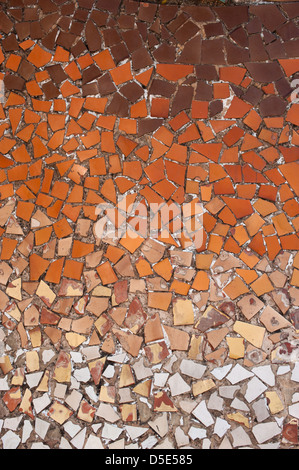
[36,280,56,306]
[265,391,284,414]
[144,313,164,343]
[206,327,229,350]
[173,298,194,326]
[0,261,13,285]
[259,305,293,332]
[237,295,264,320]
[48,401,73,424]
[26,351,39,372]
[188,334,203,359]
[6,278,22,301]
[226,337,245,359]
[133,379,152,398]
[65,332,86,348]
[119,364,135,388]
[164,325,190,351]
[141,238,165,263]
[153,391,177,412]
[120,403,137,422]
[227,411,250,428]
[233,320,266,348]
[192,379,216,397]
[77,400,96,423]
[53,351,71,383]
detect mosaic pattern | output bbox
[0,0,299,449]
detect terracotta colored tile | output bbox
[110,61,132,85]
[27,44,52,67]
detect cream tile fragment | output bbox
[233,320,266,348]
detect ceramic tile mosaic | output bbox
[0,0,298,450]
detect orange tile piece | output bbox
[29,253,50,281]
[0,237,18,260]
[225,97,252,118]
[251,273,274,296]
[53,217,73,239]
[72,240,95,258]
[44,258,65,284]
[219,66,246,85]
[223,276,249,300]
[27,45,52,67]
[64,259,84,280]
[110,62,132,85]
[130,99,147,118]
[156,64,193,81]
[93,49,116,70]
[117,135,138,156]
[97,261,118,285]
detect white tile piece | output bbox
[73,366,90,383]
[289,403,299,419]
[84,434,104,449]
[33,392,51,414]
[153,372,169,387]
[202,438,211,449]
[31,442,50,449]
[141,435,158,449]
[35,417,50,440]
[132,357,153,380]
[219,436,232,449]
[59,437,72,449]
[219,385,239,399]
[4,416,22,431]
[108,438,125,449]
[213,417,230,438]
[207,392,224,411]
[102,365,115,379]
[277,365,290,375]
[125,425,148,441]
[102,423,123,441]
[70,351,83,363]
[244,376,268,403]
[192,400,214,427]
[179,359,206,379]
[81,346,100,361]
[96,403,120,423]
[230,397,250,412]
[2,430,21,449]
[26,371,43,389]
[188,426,207,440]
[168,372,191,396]
[252,365,275,386]
[291,363,299,382]
[0,377,9,391]
[63,421,82,438]
[252,398,270,423]
[226,364,254,384]
[149,413,168,438]
[65,390,82,411]
[231,425,252,448]
[252,422,281,444]
[53,382,67,399]
[22,420,33,444]
[175,427,189,447]
[85,385,98,403]
[292,393,299,403]
[71,428,87,449]
[42,349,55,364]
[210,364,232,380]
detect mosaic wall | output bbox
[0,0,299,449]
